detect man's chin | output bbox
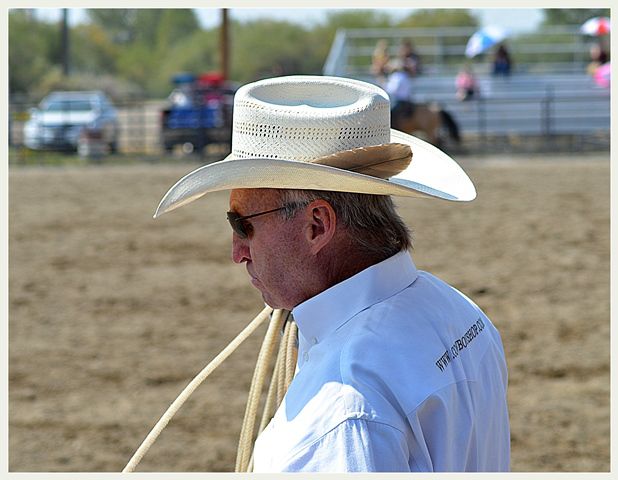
[262,295,283,310]
[251,281,292,310]
[260,292,294,311]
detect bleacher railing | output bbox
[323,25,600,77]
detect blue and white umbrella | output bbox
[465,26,509,58]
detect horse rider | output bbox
[385,58,417,130]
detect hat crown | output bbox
[231,76,391,162]
[153,75,477,219]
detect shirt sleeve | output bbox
[277,418,411,472]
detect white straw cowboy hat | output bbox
[154,75,475,217]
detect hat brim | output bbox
[153,129,476,218]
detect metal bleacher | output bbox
[323,26,611,149]
[388,73,610,137]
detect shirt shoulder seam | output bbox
[281,415,406,464]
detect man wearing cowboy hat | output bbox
[155,76,510,472]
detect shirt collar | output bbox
[292,250,418,345]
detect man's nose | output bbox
[231,234,251,264]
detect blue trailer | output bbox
[160,72,236,154]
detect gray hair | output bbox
[278,189,412,259]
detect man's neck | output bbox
[318,243,395,294]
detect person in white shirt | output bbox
[385,58,418,132]
[154,75,511,472]
[385,59,413,104]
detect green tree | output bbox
[71,23,120,75]
[132,10,165,45]
[320,9,393,30]
[395,9,478,28]
[9,11,59,96]
[231,19,319,82]
[115,42,158,91]
[85,9,203,95]
[155,9,200,49]
[147,29,220,96]
[85,9,140,43]
[542,8,611,26]
[87,9,200,46]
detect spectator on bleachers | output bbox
[455,64,479,101]
[587,43,609,76]
[371,39,391,86]
[492,43,512,76]
[398,39,422,77]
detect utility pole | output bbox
[220,8,229,80]
[61,8,70,76]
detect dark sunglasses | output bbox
[226,204,300,239]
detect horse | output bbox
[390,100,461,149]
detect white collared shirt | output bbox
[253,251,510,472]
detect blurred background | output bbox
[7,7,610,473]
[8,7,611,162]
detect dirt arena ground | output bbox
[8,153,610,472]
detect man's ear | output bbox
[303,200,337,255]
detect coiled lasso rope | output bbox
[235,311,298,472]
[122,306,297,473]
